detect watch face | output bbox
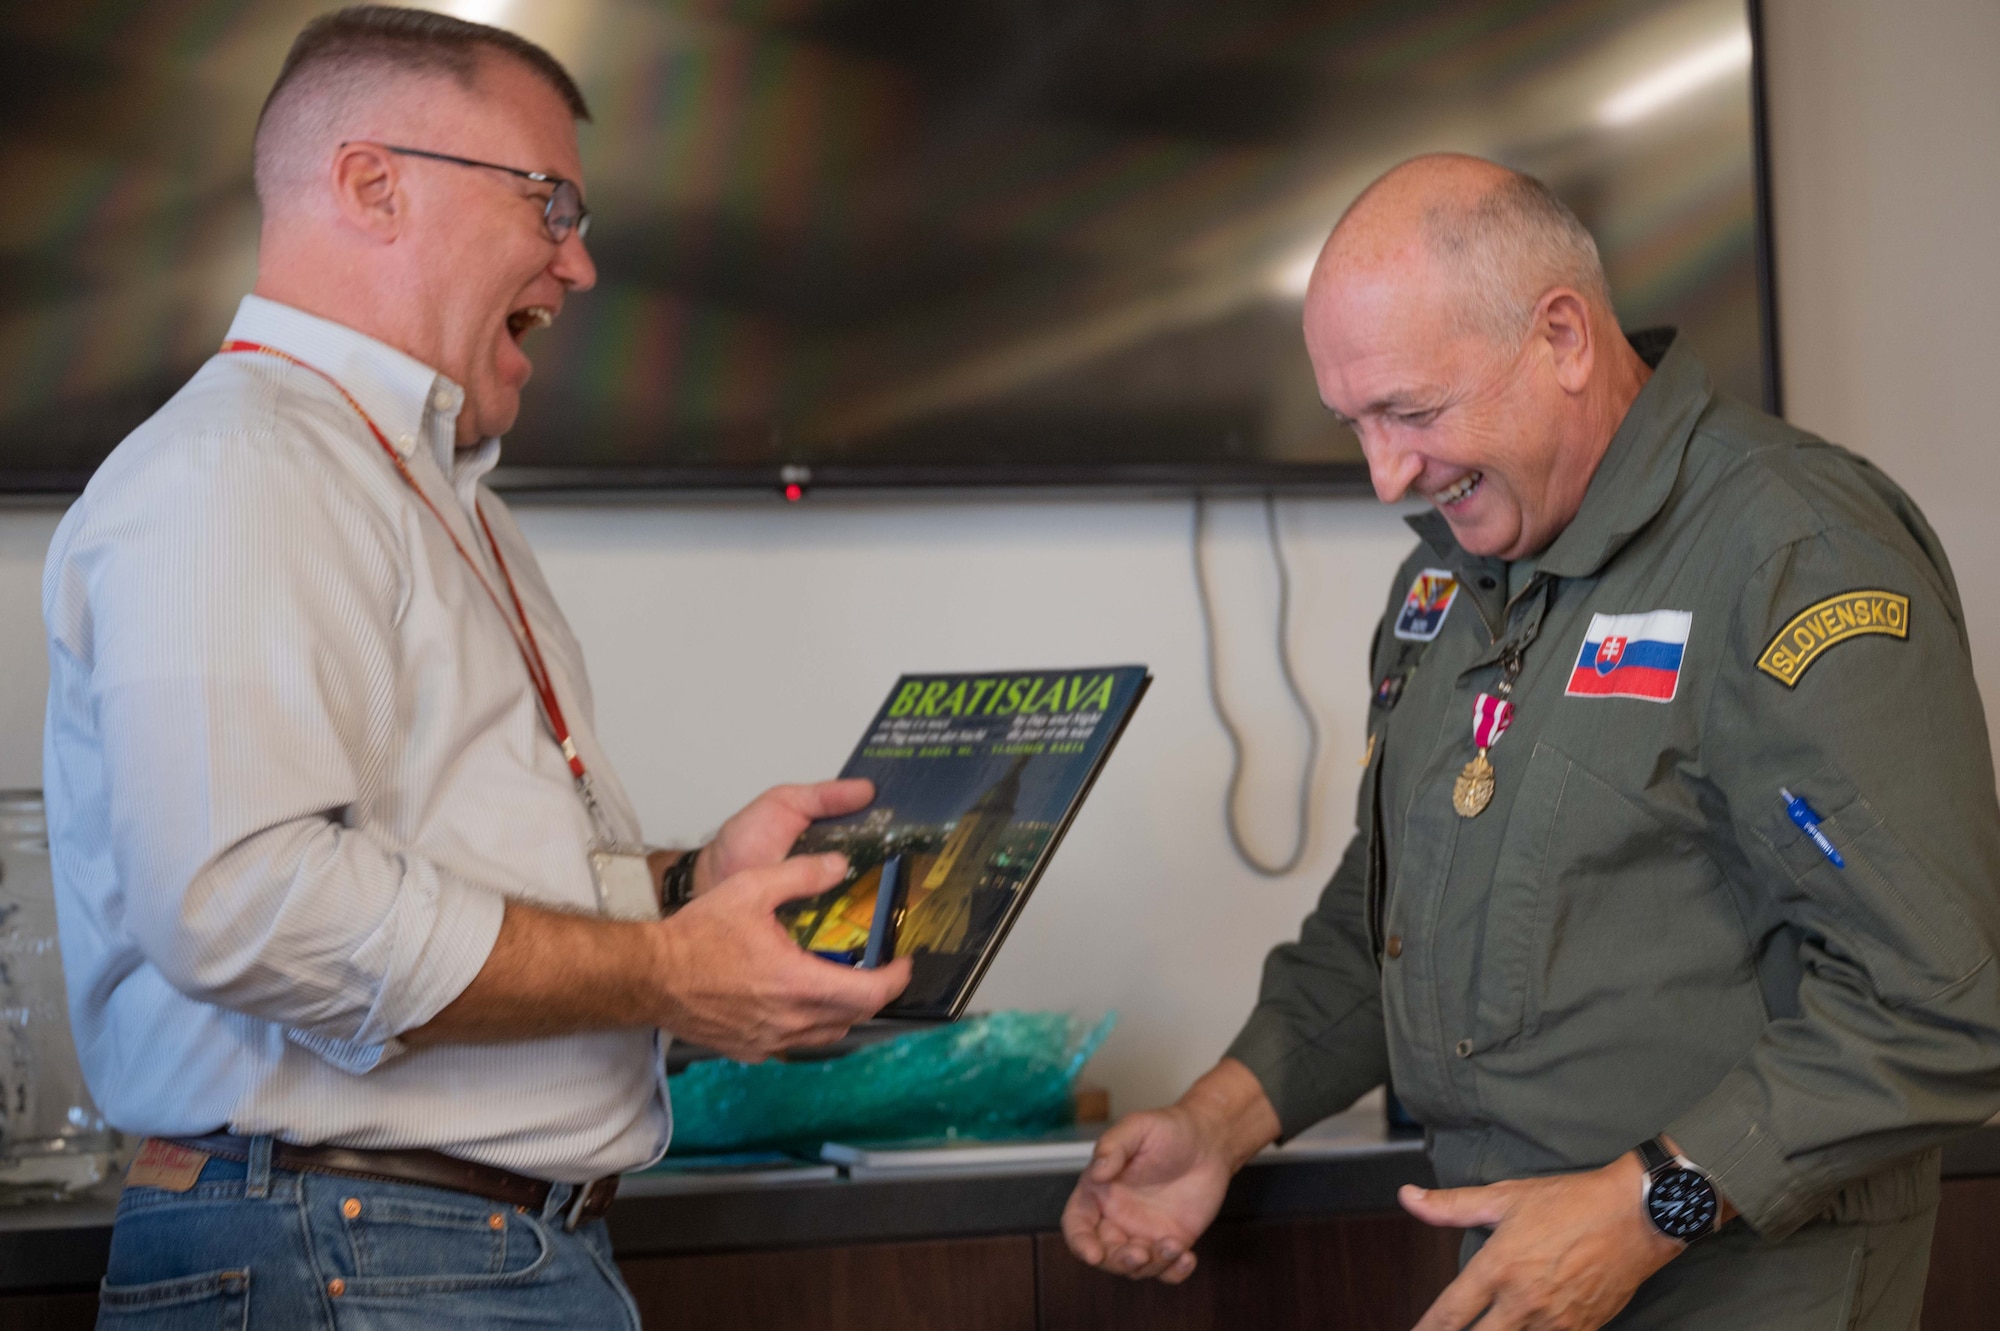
[1647,1167,1719,1241]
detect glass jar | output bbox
[0,790,121,1203]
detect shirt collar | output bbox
[1404,328,1708,580]
[224,295,485,479]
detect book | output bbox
[819,1127,1102,1177]
[780,666,1151,1019]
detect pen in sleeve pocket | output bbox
[1780,787,1845,868]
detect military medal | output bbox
[1453,640,1524,818]
[1453,691,1515,817]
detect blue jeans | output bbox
[97,1138,642,1329]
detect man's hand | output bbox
[1402,1151,1688,1331]
[653,850,910,1060]
[694,779,876,893]
[1061,1059,1281,1284]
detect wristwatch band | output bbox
[1636,1136,1676,1175]
[660,846,704,913]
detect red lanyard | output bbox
[219,340,592,790]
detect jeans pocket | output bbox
[98,1268,250,1330]
[338,1191,553,1291]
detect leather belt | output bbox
[165,1133,620,1231]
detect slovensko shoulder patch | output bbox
[1757,589,1909,687]
[1394,568,1460,642]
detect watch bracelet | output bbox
[1636,1136,1677,1175]
[660,846,704,912]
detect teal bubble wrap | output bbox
[665,1010,1116,1155]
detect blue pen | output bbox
[1780,787,1845,868]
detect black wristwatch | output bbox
[1636,1137,1720,1243]
[659,846,704,914]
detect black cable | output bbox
[1191,492,1322,877]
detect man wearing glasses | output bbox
[41,8,908,1326]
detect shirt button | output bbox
[1455,1038,1474,1058]
[1385,935,1404,959]
[433,389,458,411]
[396,433,415,450]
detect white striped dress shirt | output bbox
[42,296,669,1182]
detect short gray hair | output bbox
[253,5,590,211]
[1423,172,1614,342]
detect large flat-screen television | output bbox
[0,0,1774,496]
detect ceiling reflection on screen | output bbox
[0,0,1764,488]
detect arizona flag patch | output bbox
[1394,568,1461,642]
[1564,610,1693,703]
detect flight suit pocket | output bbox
[1474,741,1761,1058]
[1754,765,1987,999]
[1471,742,1571,1047]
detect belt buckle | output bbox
[562,1177,607,1232]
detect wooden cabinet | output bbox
[1036,1215,1461,1331]
[11,1179,2000,1327]
[617,1215,1459,1331]
[620,1235,1037,1331]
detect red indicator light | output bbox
[783,483,804,502]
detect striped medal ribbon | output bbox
[1452,691,1516,818]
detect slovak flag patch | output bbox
[1564,610,1693,703]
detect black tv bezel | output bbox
[2,2,1782,504]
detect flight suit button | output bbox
[1455,1038,1473,1058]
[1385,935,1404,959]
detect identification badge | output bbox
[590,848,659,921]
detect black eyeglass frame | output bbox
[345,142,592,243]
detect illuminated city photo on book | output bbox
[781,667,1150,1019]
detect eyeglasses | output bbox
[353,143,592,243]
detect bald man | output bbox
[43,8,906,1326]
[1063,154,2000,1329]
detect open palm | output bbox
[1062,1108,1234,1284]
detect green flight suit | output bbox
[1227,330,2000,1328]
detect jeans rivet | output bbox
[341,1197,361,1219]
[489,1212,506,1230]
[327,1278,346,1298]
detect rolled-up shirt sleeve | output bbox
[1667,522,2000,1237]
[66,432,505,1065]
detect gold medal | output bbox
[1453,750,1495,817]
[1454,677,1518,818]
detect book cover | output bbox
[780,666,1150,1019]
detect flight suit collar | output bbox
[1403,328,1708,592]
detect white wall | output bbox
[1760,0,2000,758]
[5,0,1999,1118]
[0,508,61,793]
